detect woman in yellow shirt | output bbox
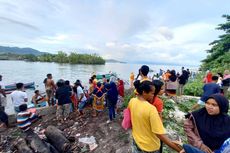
[129,80,181,153]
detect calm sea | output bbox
[0,60,198,114]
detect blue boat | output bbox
[5,82,35,91]
[96,72,117,80]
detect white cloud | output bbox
[33,34,70,44]
[0,0,228,66]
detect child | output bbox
[32,90,45,106]
[17,104,39,132]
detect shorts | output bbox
[46,88,54,98]
[197,99,205,105]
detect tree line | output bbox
[0,51,105,64]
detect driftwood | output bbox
[15,138,33,153]
[25,131,51,153]
[45,125,70,153]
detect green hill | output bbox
[0,46,46,55]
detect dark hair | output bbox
[16,83,24,89]
[34,90,39,94]
[43,78,47,84]
[140,65,149,76]
[47,73,52,77]
[102,75,106,78]
[134,80,154,95]
[212,76,218,81]
[56,79,65,87]
[96,82,102,87]
[153,80,164,96]
[92,75,96,79]
[217,73,223,78]
[65,80,70,86]
[19,104,27,112]
[169,70,177,82]
[75,80,84,89]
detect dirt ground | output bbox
[0,108,131,153]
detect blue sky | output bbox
[0,0,229,66]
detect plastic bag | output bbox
[122,108,132,130]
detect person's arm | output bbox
[32,96,37,104]
[79,93,84,101]
[77,87,84,101]
[24,93,28,102]
[51,80,56,90]
[184,116,212,152]
[156,134,182,152]
[0,89,6,97]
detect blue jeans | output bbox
[183,144,205,153]
[108,106,115,121]
[78,100,86,111]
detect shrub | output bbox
[184,73,204,96]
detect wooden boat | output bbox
[5,82,35,91]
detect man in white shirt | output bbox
[75,81,87,115]
[0,75,7,110]
[10,83,28,113]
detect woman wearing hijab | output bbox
[182,94,230,153]
[105,82,118,123]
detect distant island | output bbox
[105,59,126,63]
[0,46,105,64]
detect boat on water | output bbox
[96,72,117,80]
[28,101,48,108]
[5,82,35,91]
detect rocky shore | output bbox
[0,95,200,153]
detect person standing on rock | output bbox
[44,73,56,106]
[74,80,87,116]
[129,80,182,153]
[55,79,72,123]
[105,82,118,123]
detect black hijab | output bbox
[192,94,230,150]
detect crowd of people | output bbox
[0,65,229,153]
[127,65,230,153]
[130,66,192,97]
[0,73,125,129]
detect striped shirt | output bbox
[17,111,36,131]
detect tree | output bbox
[201,15,230,72]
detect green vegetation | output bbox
[0,51,105,64]
[183,73,204,97]
[201,14,230,72]
[184,14,230,98]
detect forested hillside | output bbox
[201,15,230,72]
